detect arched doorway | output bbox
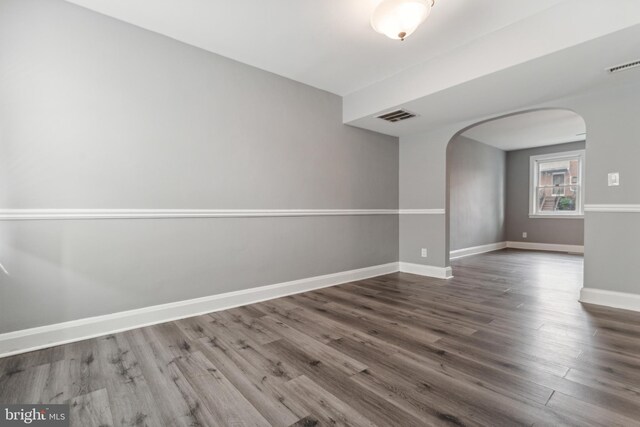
[445,108,586,280]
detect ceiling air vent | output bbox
[607,60,640,74]
[377,109,417,123]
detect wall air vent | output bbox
[377,109,417,123]
[607,60,640,74]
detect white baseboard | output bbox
[450,242,507,260]
[0,262,399,358]
[580,288,640,312]
[449,241,583,259]
[399,262,453,279]
[506,241,584,254]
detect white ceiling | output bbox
[462,109,585,151]
[346,18,640,136]
[64,0,566,96]
[63,0,640,137]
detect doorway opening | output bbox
[445,108,586,285]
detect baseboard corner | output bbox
[399,262,453,280]
[580,287,640,312]
[506,241,584,254]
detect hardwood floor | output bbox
[2,249,640,426]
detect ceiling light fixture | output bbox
[371,0,434,41]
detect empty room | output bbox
[1,0,640,426]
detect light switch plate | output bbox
[608,172,620,186]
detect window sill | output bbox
[529,214,584,219]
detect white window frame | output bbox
[529,150,585,219]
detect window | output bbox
[529,150,585,218]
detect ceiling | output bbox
[64,0,640,137]
[64,0,565,96]
[346,19,640,136]
[462,109,585,151]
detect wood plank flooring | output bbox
[2,249,640,426]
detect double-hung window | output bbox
[529,150,585,218]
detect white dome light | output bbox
[371,0,434,41]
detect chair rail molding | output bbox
[584,204,640,213]
[0,208,446,220]
[398,209,446,215]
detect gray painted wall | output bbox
[577,83,640,296]
[505,141,585,245]
[400,125,454,267]
[584,212,640,294]
[0,0,399,333]
[400,214,446,266]
[448,136,506,251]
[0,217,397,334]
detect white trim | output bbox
[0,209,397,220]
[528,214,584,219]
[399,262,453,279]
[528,149,586,162]
[450,242,507,259]
[529,149,585,217]
[506,241,584,254]
[0,209,445,220]
[0,262,398,358]
[584,204,640,213]
[398,209,445,215]
[580,288,640,312]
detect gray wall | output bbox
[448,136,506,251]
[0,0,399,333]
[505,141,585,245]
[400,125,454,267]
[578,83,640,295]
[584,212,640,294]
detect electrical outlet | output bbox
[608,172,620,186]
[421,248,427,258]
[522,232,528,239]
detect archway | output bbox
[445,108,587,278]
